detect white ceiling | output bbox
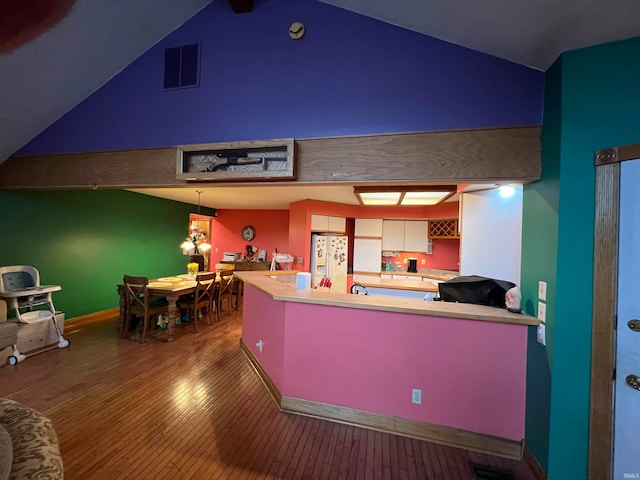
[3,0,640,210]
[129,184,362,210]
[321,0,640,71]
[127,184,496,210]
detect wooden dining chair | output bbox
[218,269,238,315]
[122,275,169,343]
[177,272,219,330]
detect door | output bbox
[614,158,640,478]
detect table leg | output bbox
[166,294,179,342]
[234,281,244,310]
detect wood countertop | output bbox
[235,271,538,326]
[353,277,439,292]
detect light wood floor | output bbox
[0,308,538,480]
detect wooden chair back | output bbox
[195,272,218,324]
[123,275,149,315]
[122,275,168,342]
[218,270,237,314]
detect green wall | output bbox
[521,58,562,472]
[522,36,640,479]
[0,190,213,319]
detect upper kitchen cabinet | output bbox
[382,220,429,252]
[354,218,383,237]
[382,220,405,250]
[403,221,429,251]
[311,214,346,234]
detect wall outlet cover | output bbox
[537,324,546,346]
[412,388,422,404]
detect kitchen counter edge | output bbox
[235,271,538,327]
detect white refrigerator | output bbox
[311,234,349,293]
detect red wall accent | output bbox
[210,209,289,265]
[210,201,460,271]
[289,199,460,272]
[383,239,460,272]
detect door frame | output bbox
[590,141,640,479]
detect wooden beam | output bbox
[0,126,541,189]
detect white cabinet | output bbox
[311,215,346,233]
[382,220,429,252]
[311,214,327,231]
[382,220,405,250]
[328,216,346,233]
[353,238,382,273]
[404,221,429,252]
[354,218,383,237]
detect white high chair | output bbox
[0,266,69,364]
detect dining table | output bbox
[117,274,216,342]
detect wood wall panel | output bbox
[0,126,540,189]
[0,147,179,188]
[296,126,541,183]
[589,161,619,480]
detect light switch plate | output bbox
[538,301,546,323]
[537,324,546,345]
[538,281,547,301]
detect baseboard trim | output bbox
[65,307,119,332]
[239,338,522,460]
[240,339,282,406]
[523,445,548,479]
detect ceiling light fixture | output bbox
[498,185,516,198]
[353,186,456,206]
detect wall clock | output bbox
[289,22,305,40]
[242,225,256,241]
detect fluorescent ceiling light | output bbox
[358,191,402,205]
[354,186,456,206]
[402,191,451,205]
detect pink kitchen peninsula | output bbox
[235,271,538,460]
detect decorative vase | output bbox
[187,262,199,280]
[189,254,205,272]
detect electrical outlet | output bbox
[412,388,422,404]
[421,259,425,265]
[538,302,546,323]
[538,281,547,301]
[297,257,303,264]
[537,324,546,345]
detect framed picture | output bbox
[176,139,295,182]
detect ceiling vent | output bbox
[228,0,253,13]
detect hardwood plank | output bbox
[0,311,540,480]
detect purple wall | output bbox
[19,0,544,155]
